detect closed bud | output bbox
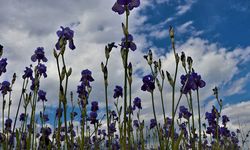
[156,78,161,91]
[0,44,3,58]
[158,59,162,70]
[53,49,58,58]
[67,67,72,77]
[128,62,132,77]
[166,71,174,87]
[187,56,193,71]
[181,52,186,69]
[61,66,66,81]
[161,70,165,80]
[175,53,179,64]
[169,26,174,39]
[105,46,110,60]
[122,23,128,36]
[12,73,16,84]
[148,50,153,65]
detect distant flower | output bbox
[112,0,140,15]
[108,123,117,134]
[19,113,26,121]
[150,119,157,129]
[22,67,33,80]
[89,111,98,124]
[0,58,7,76]
[141,74,155,92]
[55,26,75,50]
[179,106,192,120]
[180,71,206,94]
[222,115,229,126]
[80,69,94,87]
[133,97,142,110]
[133,120,139,128]
[0,81,11,95]
[31,47,48,63]
[37,63,47,78]
[38,90,47,102]
[40,127,52,137]
[121,34,137,51]
[77,83,88,99]
[91,101,99,112]
[113,85,123,98]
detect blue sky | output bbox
[0,0,249,139]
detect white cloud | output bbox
[176,20,193,34]
[176,0,196,16]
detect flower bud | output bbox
[169,26,174,39]
[105,45,110,60]
[187,56,193,71]
[148,50,153,65]
[166,71,174,87]
[67,67,72,77]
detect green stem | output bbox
[196,89,202,150]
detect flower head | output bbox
[133,97,142,110]
[109,123,117,134]
[31,47,48,63]
[112,0,140,15]
[0,58,7,76]
[0,81,11,95]
[22,67,33,80]
[180,71,206,94]
[141,74,155,92]
[150,119,157,129]
[80,69,94,87]
[179,106,192,120]
[5,118,12,131]
[89,111,98,124]
[19,113,26,122]
[91,101,99,112]
[121,34,137,51]
[113,85,123,98]
[38,90,47,102]
[55,26,75,50]
[37,63,47,78]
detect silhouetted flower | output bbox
[133,120,139,128]
[121,34,137,51]
[80,69,94,87]
[31,47,48,63]
[5,118,12,130]
[55,26,75,50]
[141,74,155,92]
[179,106,192,120]
[112,0,140,15]
[19,113,26,122]
[91,101,99,112]
[22,67,33,80]
[109,123,116,134]
[0,58,7,76]
[89,111,98,124]
[180,71,206,94]
[150,119,157,129]
[113,85,123,98]
[38,90,47,102]
[0,81,11,95]
[37,63,47,78]
[133,97,142,110]
[222,115,229,126]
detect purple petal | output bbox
[112,2,125,15]
[117,0,132,5]
[130,42,137,51]
[55,41,60,50]
[31,55,37,62]
[199,80,206,88]
[42,57,48,62]
[69,39,76,50]
[128,0,140,10]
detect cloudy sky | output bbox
[0,0,250,142]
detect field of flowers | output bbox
[0,0,249,150]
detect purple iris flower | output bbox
[31,47,48,63]
[141,74,155,92]
[113,85,123,98]
[133,120,139,128]
[38,90,47,102]
[150,119,157,129]
[108,123,117,134]
[180,71,206,94]
[0,58,7,76]
[112,0,140,15]
[91,101,99,112]
[121,34,137,51]
[19,113,26,122]
[55,26,75,50]
[22,67,33,80]
[89,111,98,124]
[133,97,142,110]
[80,69,94,87]
[179,106,192,120]
[0,81,11,95]
[37,63,47,78]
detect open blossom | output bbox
[121,34,137,51]
[180,71,206,94]
[55,26,75,50]
[0,81,11,95]
[141,74,155,92]
[112,0,140,15]
[80,69,94,87]
[113,85,123,98]
[0,58,7,76]
[133,97,142,110]
[179,106,192,120]
[31,47,48,63]
[38,90,47,102]
[22,67,33,80]
[37,63,47,78]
